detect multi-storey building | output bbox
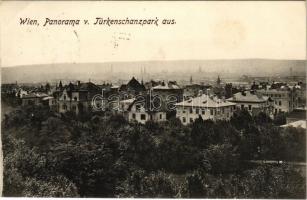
[257,87,296,113]
[227,91,273,115]
[119,77,146,97]
[175,94,236,125]
[21,93,48,106]
[57,81,101,114]
[151,81,183,111]
[126,95,166,124]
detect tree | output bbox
[22,176,79,197]
[202,143,240,174]
[118,170,178,198]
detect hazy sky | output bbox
[1,1,306,67]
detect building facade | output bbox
[175,94,236,125]
[126,95,167,124]
[57,81,101,114]
[257,88,296,113]
[227,91,272,115]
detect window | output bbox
[241,105,244,109]
[248,105,252,111]
[233,105,236,110]
[136,104,141,111]
[132,113,136,119]
[202,109,205,115]
[182,117,186,123]
[196,108,199,114]
[72,105,76,111]
[210,109,213,115]
[141,114,146,120]
[189,108,193,114]
[183,110,186,113]
[221,107,224,114]
[279,101,282,106]
[64,95,66,100]
[190,118,193,123]
[63,104,67,110]
[160,114,162,119]
[74,97,77,101]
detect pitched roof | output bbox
[175,94,236,108]
[152,81,181,90]
[227,91,269,103]
[281,120,306,129]
[22,92,48,99]
[128,94,164,113]
[120,77,146,92]
[120,98,135,104]
[64,82,101,92]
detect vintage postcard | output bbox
[0,1,306,198]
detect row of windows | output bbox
[241,104,252,111]
[182,114,230,123]
[62,104,77,110]
[63,95,78,101]
[132,113,163,121]
[179,106,235,115]
[265,93,289,98]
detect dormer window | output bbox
[136,104,141,111]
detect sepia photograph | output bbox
[0,1,306,198]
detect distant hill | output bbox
[2,59,305,84]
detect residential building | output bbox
[57,81,101,114]
[126,95,166,124]
[21,93,48,106]
[118,98,135,120]
[175,94,237,125]
[119,77,146,97]
[227,91,273,115]
[183,84,211,99]
[257,87,296,113]
[151,81,183,111]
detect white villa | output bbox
[175,94,237,125]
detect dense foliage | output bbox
[2,103,306,198]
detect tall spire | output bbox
[217,75,221,86]
[59,80,63,89]
[190,75,193,84]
